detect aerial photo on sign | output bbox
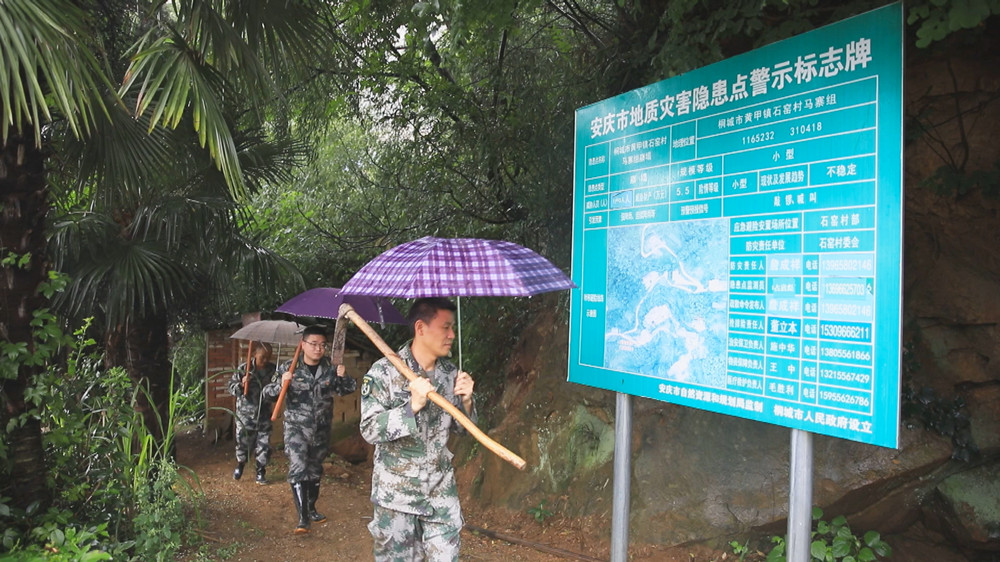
[568,3,903,448]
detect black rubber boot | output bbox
[233,461,245,480]
[255,464,267,485]
[291,482,310,534]
[307,480,326,523]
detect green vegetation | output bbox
[730,538,752,561]
[527,499,555,524]
[0,277,203,559]
[727,508,891,562]
[766,508,891,562]
[907,0,1000,47]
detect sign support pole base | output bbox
[611,392,632,562]
[787,429,814,562]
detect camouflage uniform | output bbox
[227,361,277,467]
[265,356,357,483]
[361,343,476,562]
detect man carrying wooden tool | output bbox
[226,342,276,484]
[360,297,476,561]
[265,325,356,534]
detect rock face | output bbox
[458,310,955,543]
[457,24,1000,555]
[926,462,1000,552]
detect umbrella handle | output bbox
[337,303,527,471]
[331,314,348,366]
[243,342,254,396]
[271,342,302,422]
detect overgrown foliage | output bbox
[766,508,892,562]
[0,300,202,560]
[169,326,208,428]
[730,508,891,561]
[3,0,326,508]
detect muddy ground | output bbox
[175,426,970,561]
[173,427,729,561]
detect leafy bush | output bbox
[766,507,891,562]
[0,502,114,561]
[169,326,207,427]
[131,458,187,561]
[1,309,201,560]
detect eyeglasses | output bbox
[302,340,329,350]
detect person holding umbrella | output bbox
[265,325,357,534]
[226,341,277,484]
[360,297,476,561]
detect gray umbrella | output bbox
[229,319,304,346]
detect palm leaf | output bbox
[121,30,249,197]
[51,128,304,326]
[0,0,112,144]
[227,0,336,78]
[119,0,335,200]
[52,210,200,325]
[54,92,184,209]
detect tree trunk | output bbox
[0,130,52,510]
[105,312,175,455]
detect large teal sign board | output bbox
[569,3,903,448]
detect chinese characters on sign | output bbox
[568,3,903,448]
[589,37,874,139]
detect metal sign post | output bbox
[787,429,814,562]
[611,392,633,562]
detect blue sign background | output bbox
[569,3,903,448]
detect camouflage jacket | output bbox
[360,343,476,518]
[227,361,277,423]
[264,356,356,431]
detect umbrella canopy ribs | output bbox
[332,303,527,471]
[230,320,304,403]
[340,236,576,371]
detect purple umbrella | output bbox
[276,287,407,325]
[341,236,575,368]
[340,236,575,298]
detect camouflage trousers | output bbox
[367,504,461,562]
[234,416,271,466]
[283,422,330,483]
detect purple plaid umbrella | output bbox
[341,236,575,368]
[341,236,575,298]
[275,287,406,325]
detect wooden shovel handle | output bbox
[338,303,526,470]
[270,342,302,421]
[242,342,254,396]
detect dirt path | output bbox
[174,428,717,561]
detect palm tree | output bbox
[2,0,334,509]
[71,1,334,441]
[50,124,305,443]
[1,0,116,511]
